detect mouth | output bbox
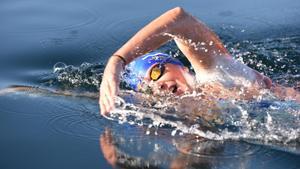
[170,85,178,94]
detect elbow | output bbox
[171,7,186,15]
[168,7,189,19]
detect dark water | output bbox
[0,0,300,169]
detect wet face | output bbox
[143,63,195,95]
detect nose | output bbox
[159,83,168,90]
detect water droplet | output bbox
[53,62,67,73]
[171,130,177,136]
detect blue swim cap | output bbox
[122,52,184,91]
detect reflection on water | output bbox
[99,128,299,169]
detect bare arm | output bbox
[100,7,230,115]
[114,7,229,70]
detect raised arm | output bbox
[114,7,229,70]
[100,7,229,115]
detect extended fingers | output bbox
[108,80,119,107]
[100,99,108,115]
[99,79,119,115]
[99,61,122,116]
[100,88,110,115]
[100,81,111,114]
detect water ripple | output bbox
[101,15,152,44]
[0,94,57,117]
[181,140,263,158]
[0,1,99,34]
[45,100,104,140]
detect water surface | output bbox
[0,0,300,168]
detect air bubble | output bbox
[53,62,67,73]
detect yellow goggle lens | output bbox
[150,66,162,81]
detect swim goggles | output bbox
[150,63,165,81]
[123,52,184,91]
[149,57,178,81]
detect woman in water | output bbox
[100,7,299,115]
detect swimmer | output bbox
[99,7,299,115]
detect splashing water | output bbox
[44,36,300,153]
[106,91,299,146]
[227,36,300,88]
[47,62,104,90]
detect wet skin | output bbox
[143,63,195,96]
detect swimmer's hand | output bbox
[99,56,124,115]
